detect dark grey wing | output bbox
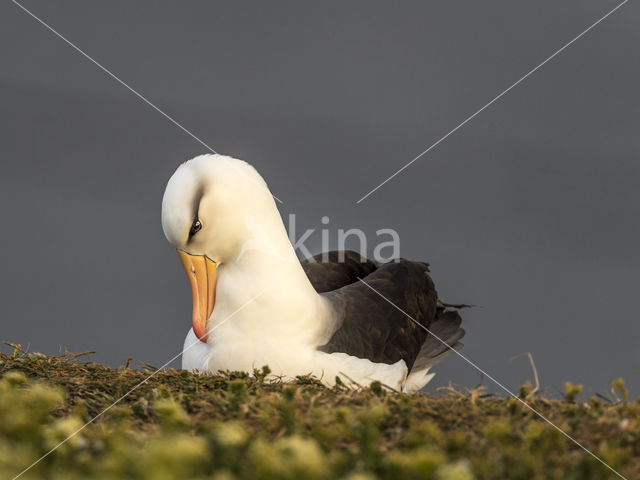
[317,259,440,371]
[300,250,378,293]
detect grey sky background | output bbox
[1,1,638,397]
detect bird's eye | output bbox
[189,218,202,236]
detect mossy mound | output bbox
[0,349,638,479]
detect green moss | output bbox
[436,460,474,480]
[384,448,444,479]
[611,378,629,405]
[154,397,190,430]
[563,381,583,404]
[0,352,638,480]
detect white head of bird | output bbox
[162,154,292,264]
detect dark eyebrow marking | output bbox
[191,184,205,219]
[187,184,205,244]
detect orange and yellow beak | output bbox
[177,250,217,343]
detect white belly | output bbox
[181,328,409,389]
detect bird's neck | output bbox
[226,247,315,295]
[210,221,332,343]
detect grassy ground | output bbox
[0,347,638,480]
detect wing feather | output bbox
[301,251,465,376]
[317,259,437,371]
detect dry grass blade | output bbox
[510,352,540,399]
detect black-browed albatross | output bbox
[161,154,465,392]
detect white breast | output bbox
[182,328,211,371]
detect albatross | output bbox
[161,154,465,392]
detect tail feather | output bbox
[413,310,465,371]
[403,310,465,393]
